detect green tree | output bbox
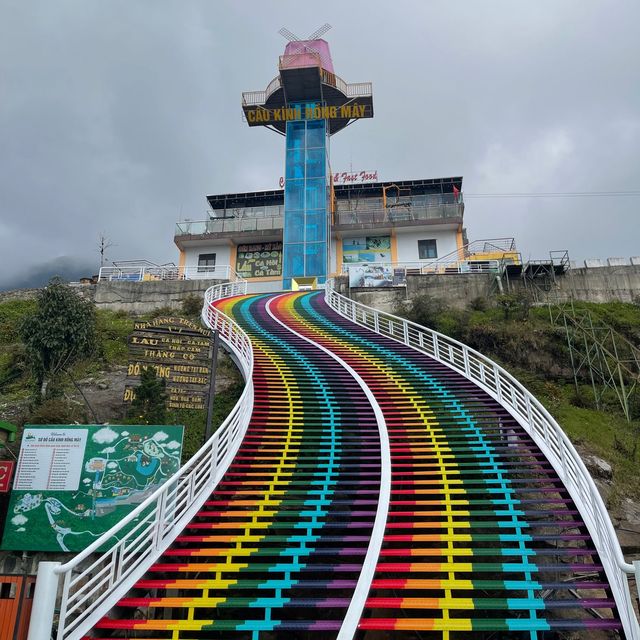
[20,277,97,399]
[127,366,167,424]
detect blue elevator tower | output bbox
[242,30,373,290]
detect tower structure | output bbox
[242,26,373,289]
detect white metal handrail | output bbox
[28,280,252,640]
[334,201,463,226]
[174,215,284,238]
[431,237,518,265]
[97,264,245,283]
[324,279,640,640]
[342,259,501,278]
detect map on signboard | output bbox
[1,424,184,552]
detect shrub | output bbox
[468,296,488,312]
[20,278,97,399]
[126,366,167,425]
[27,398,87,425]
[181,295,203,318]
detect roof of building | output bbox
[206,177,463,210]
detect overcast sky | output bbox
[1,0,639,289]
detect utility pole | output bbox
[204,329,220,443]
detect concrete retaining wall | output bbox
[4,265,640,316]
[552,266,640,304]
[337,265,640,313]
[336,273,495,313]
[92,279,225,313]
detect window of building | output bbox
[198,253,216,273]
[418,239,437,259]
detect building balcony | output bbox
[174,215,284,248]
[333,201,463,231]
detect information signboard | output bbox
[124,317,212,410]
[236,242,282,278]
[1,424,184,552]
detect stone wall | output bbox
[336,273,496,314]
[91,279,225,313]
[0,288,40,303]
[337,265,640,313]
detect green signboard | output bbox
[1,424,184,552]
[236,242,282,278]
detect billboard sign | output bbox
[245,101,372,126]
[348,264,394,288]
[332,170,378,185]
[124,317,212,411]
[236,242,282,278]
[2,424,184,552]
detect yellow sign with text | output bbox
[245,103,371,125]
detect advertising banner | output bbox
[348,264,394,288]
[236,242,282,278]
[342,235,391,264]
[2,424,184,552]
[245,101,372,126]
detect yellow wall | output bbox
[333,239,343,276]
[230,245,238,273]
[390,231,398,263]
[178,249,186,276]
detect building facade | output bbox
[174,177,464,291]
[174,33,464,291]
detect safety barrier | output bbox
[324,279,640,640]
[27,280,252,640]
[97,264,244,282]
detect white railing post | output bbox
[27,561,60,640]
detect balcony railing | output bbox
[175,215,284,237]
[334,202,463,227]
[242,72,372,107]
[97,265,243,282]
[342,259,501,279]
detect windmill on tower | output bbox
[278,24,334,72]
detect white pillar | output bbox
[27,561,61,640]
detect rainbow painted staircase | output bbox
[31,283,639,640]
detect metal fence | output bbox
[97,264,244,282]
[334,202,463,226]
[342,259,501,279]
[174,216,284,238]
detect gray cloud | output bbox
[1,0,639,289]
[0,256,96,291]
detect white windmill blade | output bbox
[278,27,302,42]
[304,44,330,68]
[307,23,332,41]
